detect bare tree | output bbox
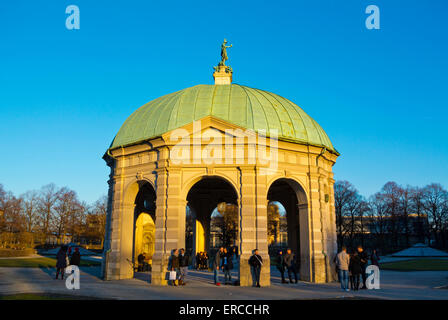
[87,196,108,247]
[423,183,448,248]
[400,186,412,248]
[37,184,61,244]
[410,186,427,243]
[21,191,40,234]
[368,192,388,251]
[334,181,368,248]
[0,185,25,248]
[379,182,403,249]
[52,188,83,244]
[334,180,357,245]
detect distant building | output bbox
[340,213,430,250]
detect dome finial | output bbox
[213,39,233,85]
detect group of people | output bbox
[137,252,150,272]
[274,248,300,284]
[55,245,81,280]
[335,245,380,292]
[212,247,237,285]
[195,251,209,270]
[168,246,239,287]
[168,248,189,286]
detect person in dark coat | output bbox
[283,249,298,284]
[204,252,209,270]
[248,249,263,288]
[55,245,68,280]
[222,248,234,285]
[178,248,189,285]
[70,247,81,266]
[349,251,363,291]
[195,252,201,270]
[357,246,369,289]
[276,250,287,283]
[213,247,224,285]
[370,249,380,267]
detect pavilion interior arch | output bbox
[185,177,238,259]
[267,178,307,259]
[132,181,156,269]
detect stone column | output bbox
[308,172,327,283]
[318,174,331,282]
[151,168,184,285]
[102,175,128,280]
[255,171,270,286]
[298,203,312,281]
[238,167,270,286]
[238,167,256,286]
[101,177,115,279]
[327,176,338,281]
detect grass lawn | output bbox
[381,259,448,271]
[0,293,101,300]
[0,257,100,268]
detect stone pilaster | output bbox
[308,172,327,283]
[102,175,126,280]
[327,177,338,281]
[298,203,312,281]
[238,167,256,286]
[255,171,270,286]
[151,168,184,285]
[238,167,270,286]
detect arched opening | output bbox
[267,201,288,248]
[132,181,156,274]
[185,177,238,265]
[134,213,155,268]
[267,178,307,276]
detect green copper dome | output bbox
[110,84,337,153]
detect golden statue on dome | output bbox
[213,39,233,84]
[219,39,232,66]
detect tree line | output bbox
[335,181,448,253]
[0,183,106,249]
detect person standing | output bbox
[178,248,189,286]
[370,249,380,267]
[70,247,81,266]
[168,249,180,286]
[204,252,209,270]
[357,246,369,289]
[276,250,287,283]
[195,252,200,270]
[283,249,298,284]
[55,245,68,280]
[335,246,350,292]
[137,252,145,272]
[222,248,233,285]
[248,249,263,288]
[213,247,224,286]
[349,251,363,291]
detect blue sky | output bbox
[0,0,447,203]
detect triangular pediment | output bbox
[161,115,257,145]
